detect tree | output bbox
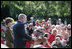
[1,1,71,24]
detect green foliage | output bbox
[13,21,17,24]
[1,1,71,23]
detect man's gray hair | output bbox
[18,14,27,20]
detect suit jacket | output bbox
[13,21,32,48]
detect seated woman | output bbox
[26,23,34,36]
[51,37,63,48]
[48,28,57,44]
[35,20,41,26]
[26,23,34,48]
[41,19,45,26]
[40,33,52,48]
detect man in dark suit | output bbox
[13,14,34,48]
